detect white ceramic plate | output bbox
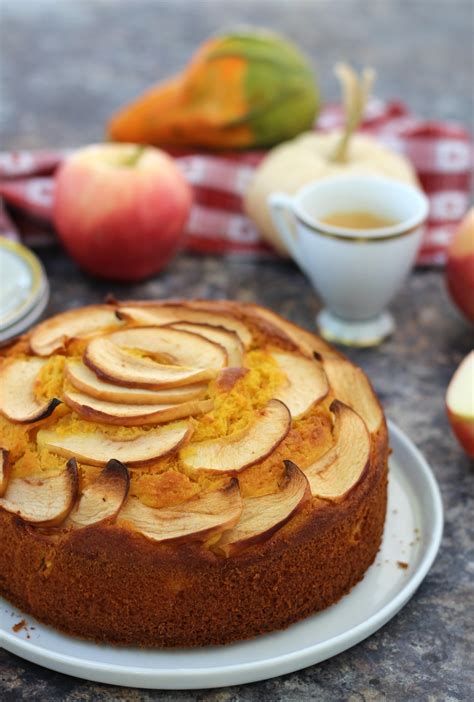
[0,238,46,331]
[0,421,443,690]
[0,277,49,345]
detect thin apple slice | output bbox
[118,478,242,543]
[0,449,10,497]
[0,358,61,423]
[304,401,371,501]
[68,459,130,528]
[323,357,383,434]
[66,360,207,405]
[243,304,320,357]
[29,305,121,356]
[0,458,78,526]
[216,367,249,392]
[181,399,291,473]
[38,421,192,466]
[271,351,329,419]
[63,390,213,426]
[215,460,310,555]
[85,338,215,389]
[117,304,253,348]
[168,322,244,366]
[102,326,227,369]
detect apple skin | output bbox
[446,208,474,323]
[53,144,192,281]
[446,351,474,458]
[447,407,474,458]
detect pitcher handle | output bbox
[268,193,306,272]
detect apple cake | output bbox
[0,299,388,647]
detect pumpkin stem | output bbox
[331,63,376,163]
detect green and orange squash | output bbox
[108,31,319,150]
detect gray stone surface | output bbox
[1,1,473,700]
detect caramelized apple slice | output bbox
[102,326,227,368]
[272,351,329,418]
[169,322,244,366]
[181,399,291,473]
[119,479,242,543]
[0,358,61,423]
[323,357,383,434]
[243,304,315,356]
[118,304,253,348]
[304,401,371,501]
[68,459,129,527]
[63,390,213,426]
[0,449,10,497]
[245,303,340,357]
[29,305,121,356]
[38,422,192,466]
[216,367,249,392]
[85,338,215,388]
[66,360,207,404]
[0,459,78,526]
[215,461,310,555]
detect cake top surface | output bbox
[0,299,384,554]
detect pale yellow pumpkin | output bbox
[244,64,419,255]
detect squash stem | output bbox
[330,64,375,164]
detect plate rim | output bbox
[0,237,45,330]
[1,420,444,687]
[0,278,50,345]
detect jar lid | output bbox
[0,237,50,344]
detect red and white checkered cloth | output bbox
[0,99,471,265]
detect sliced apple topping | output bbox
[118,478,242,543]
[168,322,244,366]
[101,326,227,369]
[29,305,121,356]
[0,358,61,423]
[117,304,253,348]
[243,304,316,356]
[304,401,371,502]
[322,357,383,434]
[64,392,214,427]
[0,458,78,526]
[271,351,329,419]
[215,461,310,555]
[66,360,208,405]
[68,459,130,528]
[85,338,216,389]
[0,449,10,497]
[63,390,213,426]
[181,399,291,473]
[216,366,249,392]
[37,422,192,466]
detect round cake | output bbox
[0,300,388,647]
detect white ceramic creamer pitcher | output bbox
[269,175,429,346]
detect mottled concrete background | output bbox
[1,0,473,146]
[1,1,473,700]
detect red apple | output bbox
[446,208,474,323]
[53,144,192,281]
[446,351,474,458]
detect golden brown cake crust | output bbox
[0,300,389,647]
